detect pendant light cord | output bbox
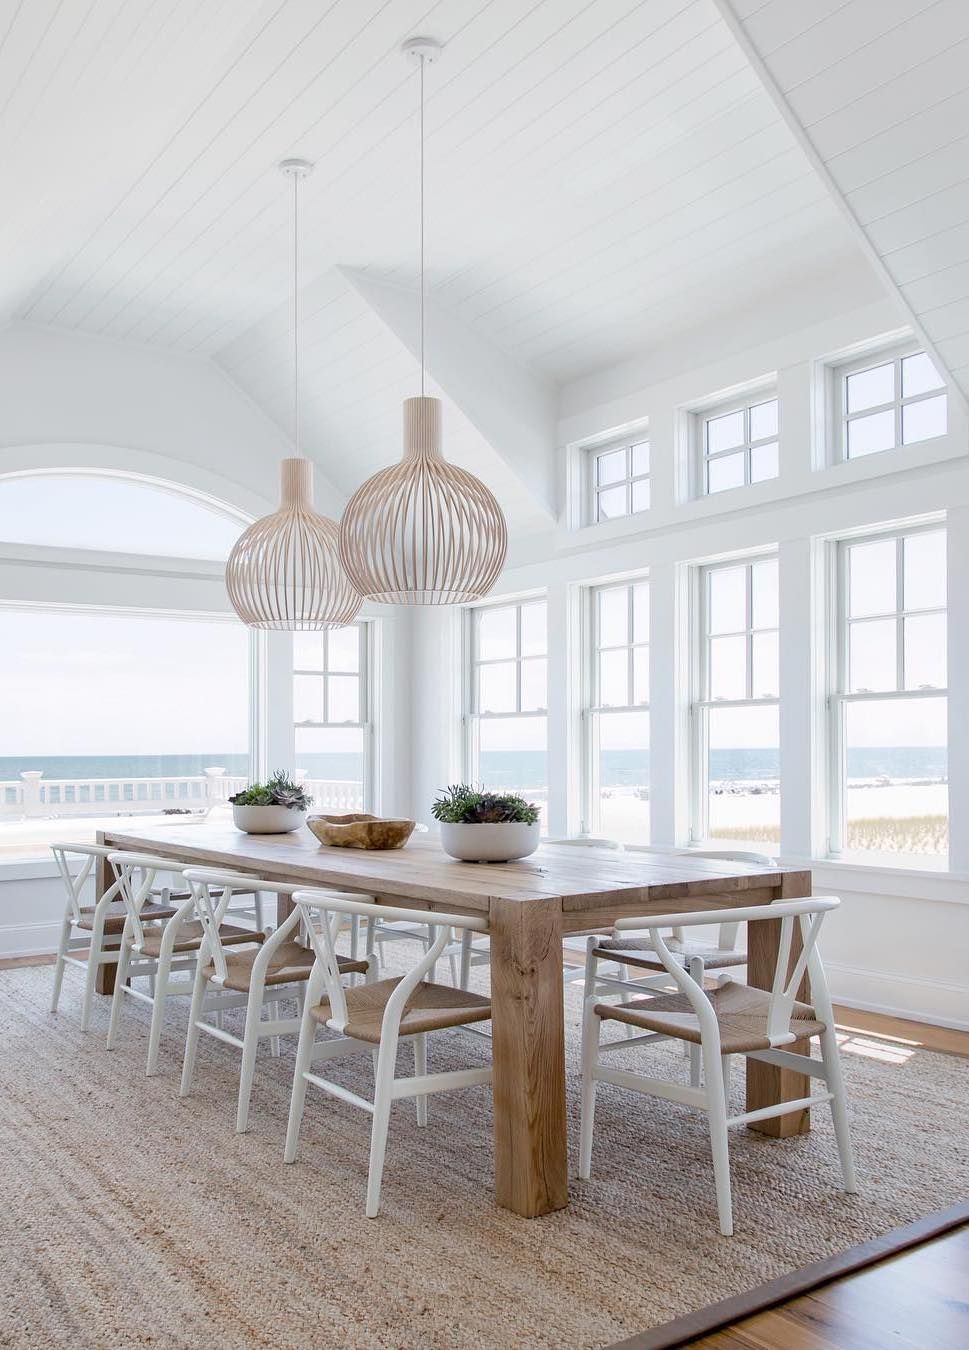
[293,166,301,457]
[419,51,425,397]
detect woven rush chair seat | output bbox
[77,900,178,935]
[597,981,825,1055]
[310,977,492,1044]
[205,941,368,993]
[138,921,261,959]
[593,933,748,972]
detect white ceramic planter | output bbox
[439,820,540,863]
[231,804,307,835]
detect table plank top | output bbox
[98,823,808,914]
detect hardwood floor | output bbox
[697,1224,969,1350]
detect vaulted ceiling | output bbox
[6,0,955,531]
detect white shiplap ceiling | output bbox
[1,0,889,522]
[717,0,969,410]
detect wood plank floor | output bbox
[698,1224,969,1350]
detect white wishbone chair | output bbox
[106,852,260,1075]
[49,843,180,1031]
[179,868,374,1133]
[284,891,492,1217]
[579,896,856,1236]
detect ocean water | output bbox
[0,753,361,783]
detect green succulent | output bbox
[431,783,539,826]
[229,770,312,811]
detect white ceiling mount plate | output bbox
[401,37,441,64]
[278,157,313,179]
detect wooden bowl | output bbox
[307,813,416,850]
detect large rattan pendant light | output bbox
[338,38,507,605]
[226,159,362,629]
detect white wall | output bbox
[412,296,969,1029]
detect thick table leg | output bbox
[745,875,811,1137]
[489,896,569,1217]
[94,851,118,996]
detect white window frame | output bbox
[293,621,374,811]
[464,597,547,786]
[694,389,779,497]
[582,577,650,837]
[826,522,947,858]
[690,554,779,844]
[586,435,651,524]
[830,339,948,464]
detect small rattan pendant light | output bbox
[226,159,362,629]
[338,38,507,605]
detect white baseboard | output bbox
[0,921,61,959]
[826,961,969,1032]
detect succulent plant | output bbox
[431,783,539,826]
[229,770,312,811]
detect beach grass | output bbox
[714,816,948,854]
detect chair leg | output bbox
[106,938,132,1049]
[145,956,168,1076]
[721,1053,733,1105]
[80,928,103,1033]
[688,956,705,1085]
[701,1039,733,1237]
[578,998,600,1180]
[821,1025,857,1193]
[459,930,473,990]
[237,990,265,1133]
[180,965,208,1098]
[283,997,318,1164]
[366,1038,398,1218]
[269,999,281,1058]
[49,911,72,1014]
[253,890,265,933]
[413,1034,428,1126]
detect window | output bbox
[699,394,778,495]
[590,439,650,521]
[294,625,371,813]
[466,599,547,825]
[692,556,779,846]
[584,580,649,844]
[834,346,947,461]
[830,526,947,857]
[0,608,251,858]
[0,473,247,559]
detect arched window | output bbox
[0,472,247,559]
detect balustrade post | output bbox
[203,766,226,807]
[20,771,44,819]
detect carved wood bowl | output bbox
[307,813,416,850]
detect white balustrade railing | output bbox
[0,768,364,820]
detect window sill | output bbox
[783,853,969,904]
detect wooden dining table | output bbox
[95,823,812,1218]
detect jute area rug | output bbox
[0,960,967,1349]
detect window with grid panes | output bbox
[591,439,650,522]
[836,347,947,460]
[830,526,947,857]
[692,556,779,845]
[700,394,778,495]
[585,579,649,843]
[467,599,547,826]
[293,624,370,811]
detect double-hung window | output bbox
[590,438,650,522]
[834,345,947,461]
[294,624,371,812]
[584,579,649,843]
[700,394,779,495]
[829,526,947,857]
[692,556,779,845]
[466,599,547,823]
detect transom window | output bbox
[692,556,779,846]
[830,526,947,857]
[836,346,947,460]
[591,439,650,522]
[294,625,371,812]
[584,580,649,843]
[700,395,779,495]
[466,599,547,825]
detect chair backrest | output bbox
[674,849,774,951]
[107,851,189,949]
[547,836,624,851]
[182,866,289,980]
[50,842,122,924]
[613,897,839,1048]
[292,889,487,1035]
